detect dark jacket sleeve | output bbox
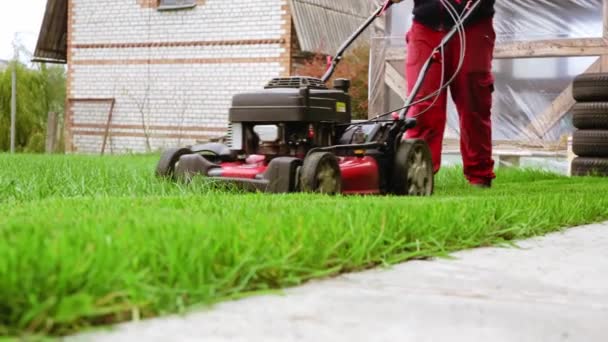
[413,0,495,30]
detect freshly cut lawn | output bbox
[1,153,607,336]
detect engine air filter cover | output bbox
[264,77,328,90]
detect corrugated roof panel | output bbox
[33,0,68,63]
[290,0,373,55]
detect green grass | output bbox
[1,153,607,337]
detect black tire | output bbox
[573,73,608,102]
[300,152,342,194]
[572,130,608,157]
[572,157,608,177]
[572,103,608,129]
[391,139,434,196]
[156,147,192,178]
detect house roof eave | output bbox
[34,0,68,64]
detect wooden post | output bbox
[600,0,608,71]
[567,136,575,177]
[604,0,608,40]
[369,43,388,118]
[385,62,407,99]
[368,0,387,118]
[45,112,58,153]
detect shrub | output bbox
[24,132,45,153]
[295,44,370,120]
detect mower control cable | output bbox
[339,0,481,129]
[407,0,467,119]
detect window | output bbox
[158,0,197,11]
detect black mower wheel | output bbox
[300,152,342,194]
[572,102,608,130]
[571,157,608,177]
[156,147,192,179]
[573,73,608,102]
[572,130,608,157]
[392,139,434,196]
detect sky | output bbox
[0,0,47,62]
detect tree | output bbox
[0,62,66,153]
[295,44,370,120]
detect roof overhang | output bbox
[33,0,68,64]
[32,0,372,64]
[289,0,371,56]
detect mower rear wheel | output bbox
[392,140,434,196]
[156,147,192,179]
[300,152,342,194]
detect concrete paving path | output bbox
[73,222,608,342]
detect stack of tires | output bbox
[571,73,608,177]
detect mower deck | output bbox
[200,155,381,195]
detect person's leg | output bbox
[448,18,496,186]
[404,22,448,174]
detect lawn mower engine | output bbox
[229,77,351,160]
[155,0,442,196]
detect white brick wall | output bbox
[69,0,289,154]
[72,0,286,44]
[72,44,285,61]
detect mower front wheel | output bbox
[156,147,192,179]
[391,140,434,196]
[300,152,342,194]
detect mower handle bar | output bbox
[321,0,395,83]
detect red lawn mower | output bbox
[156,0,482,196]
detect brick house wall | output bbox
[66,0,293,153]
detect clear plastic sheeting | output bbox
[493,0,602,42]
[386,0,603,42]
[485,57,597,143]
[369,0,605,149]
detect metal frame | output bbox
[67,98,116,155]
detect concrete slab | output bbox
[441,153,569,175]
[72,222,608,342]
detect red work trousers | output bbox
[404,18,496,185]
